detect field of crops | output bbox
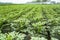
[0,4,60,40]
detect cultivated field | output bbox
[0,4,60,40]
